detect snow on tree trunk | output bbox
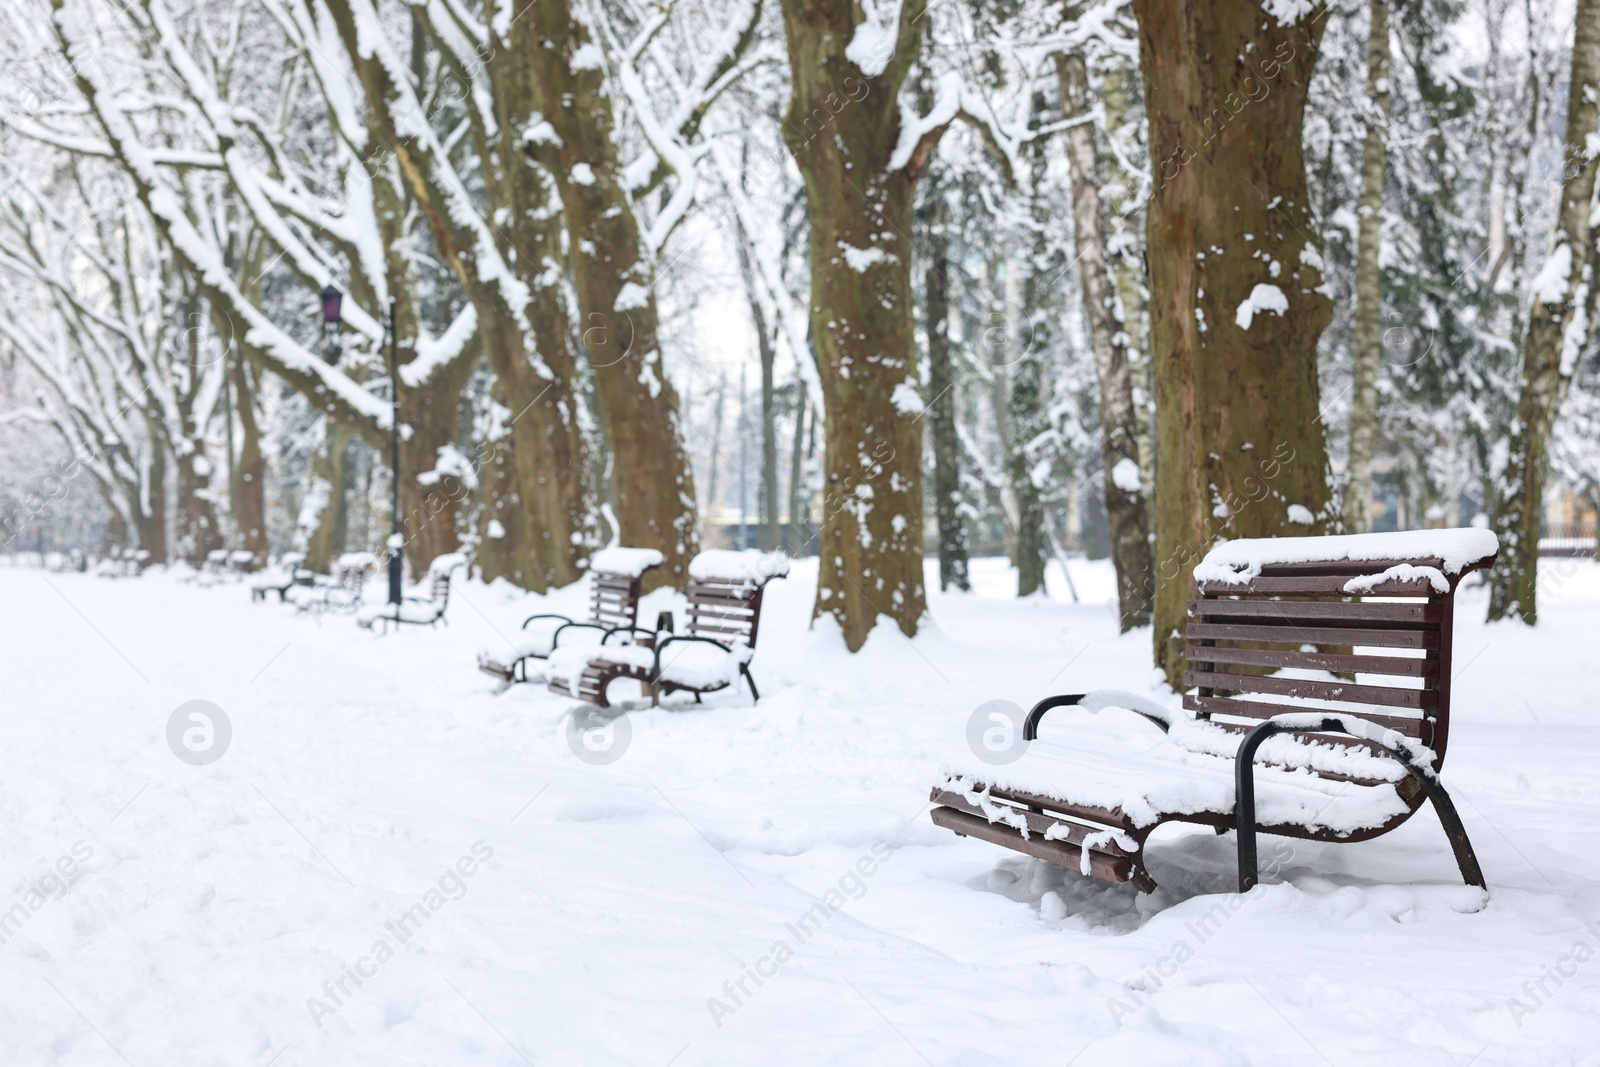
[1343,0,1391,535]
[1489,0,1600,623]
[522,0,699,591]
[1134,0,1337,685]
[779,0,930,650]
[1056,48,1153,630]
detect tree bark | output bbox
[779,0,930,649]
[924,199,970,591]
[1133,0,1337,684]
[134,429,167,564]
[522,0,699,590]
[1489,0,1600,622]
[227,336,269,565]
[1343,0,1391,534]
[1056,48,1154,629]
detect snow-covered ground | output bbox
[3,555,1599,1066]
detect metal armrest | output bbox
[600,625,657,646]
[1023,688,1176,740]
[522,612,574,631]
[1234,714,1483,893]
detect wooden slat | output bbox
[929,806,1135,884]
[1185,669,1435,710]
[1194,575,1443,597]
[1254,556,1449,575]
[1185,622,1439,649]
[1188,598,1439,624]
[1189,644,1436,679]
[930,789,1132,855]
[1183,694,1431,738]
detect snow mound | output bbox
[688,549,791,586]
[590,547,665,578]
[1194,528,1498,586]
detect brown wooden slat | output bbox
[1184,694,1431,738]
[1185,670,1437,710]
[1194,575,1443,597]
[1188,598,1439,624]
[979,784,1142,832]
[1189,644,1437,679]
[689,594,758,610]
[1253,556,1450,574]
[1185,622,1439,649]
[930,789,1132,855]
[929,806,1134,884]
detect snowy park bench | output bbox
[357,552,465,634]
[931,528,1498,895]
[250,552,307,602]
[286,551,377,614]
[476,547,664,689]
[546,549,788,708]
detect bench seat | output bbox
[939,701,1413,836]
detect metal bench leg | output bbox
[1237,718,1486,893]
[742,666,759,702]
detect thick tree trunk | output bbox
[780,0,930,649]
[1134,0,1337,685]
[925,201,970,592]
[1343,0,1391,534]
[228,345,268,564]
[174,443,223,565]
[1056,49,1154,629]
[523,0,699,590]
[1489,0,1600,623]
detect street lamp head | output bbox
[319,284,343,326]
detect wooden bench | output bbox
[931,529,1498,894]
[476,547,664,689]
[250,553,307,602]
[359,553,466,634]
[546,550,788,708]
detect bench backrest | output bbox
[1186,542,1495,771]
[684,574,776,648]
[590,571,646,631]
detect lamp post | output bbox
[319,285,402,603]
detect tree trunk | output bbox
[522,0,699,590]
[779,0,930,649]
[788,393,810,554]
[1056,48,1154,629]
[1007,346,1049,597]
[301,420,353,573]
[734,230,782,552]
[134,434,167,564]
[1343,0,1391,534]
[1489,0,1600,622]
[228,342,269,564]
[925,199,970,592]
[1134,0,1337,685]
